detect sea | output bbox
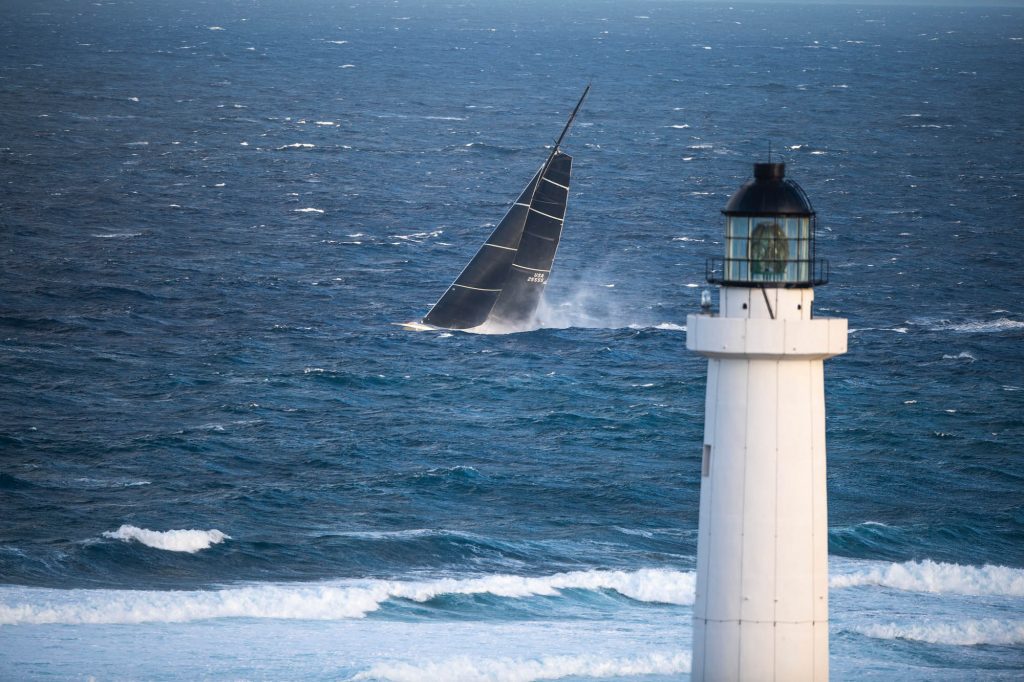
[1,0,1022,679]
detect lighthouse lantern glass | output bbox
[724,214,812,284]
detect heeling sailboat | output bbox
[404,86,589,332]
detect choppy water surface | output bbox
[1,0,1022,679]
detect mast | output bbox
[551,83,590,158]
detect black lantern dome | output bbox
[707,162,828,287]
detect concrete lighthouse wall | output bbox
[687,287,846,681]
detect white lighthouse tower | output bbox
[687,162,846,681]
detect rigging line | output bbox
[761,286,775,320]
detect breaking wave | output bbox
[0,568,695,625]
[830,559,1024,597]
[101,525,230,553]
[852,619,1024,647]
[349,651,691,682]
[927,318,1024,334]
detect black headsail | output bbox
[421,85,589,330]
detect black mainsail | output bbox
[418,86,589,331]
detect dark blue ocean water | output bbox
[1,1,1023,679]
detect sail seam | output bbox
[512,264,550,274]
[523,230,556,243]
[484,243,517,251]
[542,177,570,190]
[453,283,502,292]
[529,207,564,222]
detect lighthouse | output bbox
[687,162,846,681]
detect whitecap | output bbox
[942,351,976,362]
[294,208,325,214]
[208,26,225,31]
[101,525,229,553]
[277,143,315,150]
[853,619,1024,647]
[351,651,691,682]
[831,559,1024,597]
[0,568,694,625]
[669,124,690,129]
[938,318,1024,333]
[92,232,142,238]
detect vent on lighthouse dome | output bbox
[707,162,829,287]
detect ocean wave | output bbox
[830,559,1024,597]
[852,619,1024,647]
[924,318,1024,334]
[349,651,691,682]
[101,525,230,553]
[0,568,695,625]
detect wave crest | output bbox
[853,619,1024,647]
[101,525,230,553]
[0,568,694,626]
[830,559,1024,597]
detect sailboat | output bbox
[401,86,589,332]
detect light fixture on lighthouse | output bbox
[708,162,828,288]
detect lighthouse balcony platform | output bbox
[686,313,847,359]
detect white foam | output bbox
[939,318,1024,333]
[391,230,442,242]
[830,559,1024,597]
[942,351,976,361]
[277,143,315,150]
[294,208,325,214]
[208,26,225,31]
[351,651,691,682]
[92,232,142,238]
[101,525,229,553]
[0,568,694,626]
[853,619,1024,647]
